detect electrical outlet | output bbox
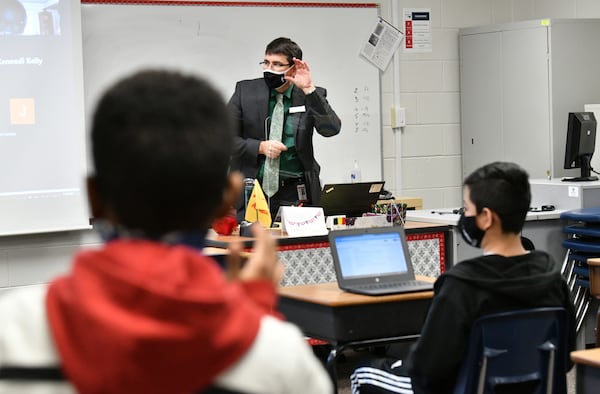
[568,186,579,198]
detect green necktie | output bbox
[263,94,284,197]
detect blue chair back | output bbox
[453,307,569,394]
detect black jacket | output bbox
[228,78,341,207]
[405,251,576,393]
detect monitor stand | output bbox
[562,156,598,182]
[562,175,599,182]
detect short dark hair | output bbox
[265,37,302,65]
[464,161,531,233]
[91,70,233,236]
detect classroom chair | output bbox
[560,208,600,333]
[586,257,600,347]
[453,307,569,394]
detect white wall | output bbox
[391,0,600,209]
[0,230,101,290]
[2,0,600,289]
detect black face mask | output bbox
[263,69,287,90]
[457,213,485,248]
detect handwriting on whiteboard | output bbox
[353,86,370,133]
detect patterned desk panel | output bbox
[279,232,446,287]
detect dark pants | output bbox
[267,177,308,221]
[351,357,413,394]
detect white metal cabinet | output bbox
[459,19,600,179]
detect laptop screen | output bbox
[319,182,384,217]
[333,230,409,279]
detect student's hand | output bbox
[260,140,287,159]
[225,239,244,281]
[238,224,284,285]
[286,57,316,95]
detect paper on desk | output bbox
[281,207,328,237]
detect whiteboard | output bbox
[81,1,382,184]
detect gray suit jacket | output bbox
[228,78,341,205]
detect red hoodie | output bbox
[46,239,277,394]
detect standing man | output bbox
[228,37,341,221]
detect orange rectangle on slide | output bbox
[9,98,36,125]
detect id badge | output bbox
[297,183,308,202]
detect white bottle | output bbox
[350,160,361,183]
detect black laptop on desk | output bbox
[328,226,433,296]
[319,181,385,217]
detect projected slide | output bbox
[0,0,89,235]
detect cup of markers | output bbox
[372,202,406,226]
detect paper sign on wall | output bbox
[403,8,432,53]
[281,207,328,237]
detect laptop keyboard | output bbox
[359,280,431,291]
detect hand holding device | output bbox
[236,224,283,285]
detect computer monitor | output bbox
[562,112,598,182]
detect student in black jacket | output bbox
[351,161,576,394]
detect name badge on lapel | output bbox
[289,106,306,114]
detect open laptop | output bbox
[328,226,433,296]
[319,182,385,218]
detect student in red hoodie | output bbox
[0,70,332,394]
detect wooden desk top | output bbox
[404,221,448,230]
[588,257,600,267]
[203,247,229,255]
[571,348,600,368]
[278,276,435,307]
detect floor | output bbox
[323,345,577,394]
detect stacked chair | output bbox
[560,207,600,334]
[585,257,600,346]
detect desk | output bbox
[529,179,600,211]
[406,209,565,268]
[207,222,450,286]
[571,348,600,393]
[278,278,435,386]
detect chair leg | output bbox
[562,253,577,291]
[561,249,573,276]
[573,286,584,311]
[538,341,556,394]
[476,357,487,394]
[574,290,590,333]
